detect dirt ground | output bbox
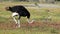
[0,21,60,30]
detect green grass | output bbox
[0,27,59,34]
[0,2,60,34]
[0,29,50,34]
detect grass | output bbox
[0,27,59,34]
[0,2,60,34]
[0,29,51,34]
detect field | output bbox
[0,2,60,34]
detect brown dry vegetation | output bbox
[0,21,60,30]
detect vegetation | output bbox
[0,2,60,34]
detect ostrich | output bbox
[5,5,34,27]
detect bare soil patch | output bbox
[0,21,60,30]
